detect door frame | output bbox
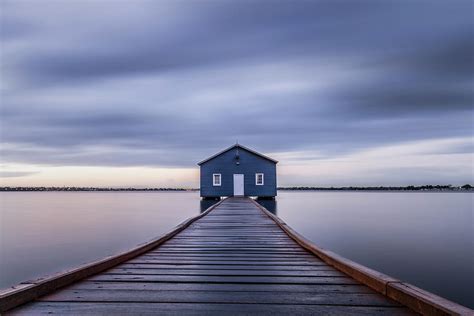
[233,174,244,196]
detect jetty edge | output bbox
[250,198,473,316]
[0,198,227,313]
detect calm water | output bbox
[0,191,472,308]
[269,192,473,309]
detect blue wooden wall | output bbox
[200,147,277,198]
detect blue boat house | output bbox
[198,144,278,199]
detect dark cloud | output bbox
[406,35,474,79]
[5,1,470,86]
[1,0,473,172]
[327,32,474,118]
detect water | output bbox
[0,191,472,308]
[271,192,473,309]
[0,192,198,290]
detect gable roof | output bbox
[197,144,278,165]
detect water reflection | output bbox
[0,192,200,291]
[200,198,220,213]
[255,198,277,215]
[275,191,473,309]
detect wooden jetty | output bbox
[1,197,471,315]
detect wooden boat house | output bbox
[198,144,277,199]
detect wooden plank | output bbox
[137,256,321,261]
[191,223,278,226]
[88,274,359,285]
[171,237,293,240]
[147,251,310,255]
[141,253,318,258]
[162,243,300,247]
[102,268,345,277]
[66,281,375,293]
[176,232,290,235]
[171,237,294,241]
[174,235,289,237]
[180,232,288,235]
[127,259,328,266]
[137,257,321,262]
[139,256,318,261]
[162,243,301,245]
[145,250,314,255]
[8,302,415,315]
[116,264,335,270]
[159,244,302,248]
[37,289,402,306]
[153,247,306,251]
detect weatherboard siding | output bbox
[200,147,276,197]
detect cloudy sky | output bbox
[1,0,473,187]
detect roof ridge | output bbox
[197,144,278,165]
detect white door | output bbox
[233,174,244,196]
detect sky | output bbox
[0,0,473,187]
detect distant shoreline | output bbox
[1,185,472,192]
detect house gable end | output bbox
[198,144,278,166]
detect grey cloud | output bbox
[1,0,473,173]
[6,1,469,86]
[0,171,39,178]
[401,34,474,79]
[329,33,474,118]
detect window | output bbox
[255,173,264,185]
[213,174,221,186]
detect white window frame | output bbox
[255,173,264,186]
[213,173,221,186]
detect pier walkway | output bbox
[4,197,413,315]
[3,197,470,315]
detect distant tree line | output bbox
[278,184,473,191]
[0,187,198,192]
[1,185,472,192]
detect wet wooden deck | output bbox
[6,197,416,315]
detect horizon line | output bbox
[1,184,472,191]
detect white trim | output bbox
[213,173,221,186]
[255,173,264,185]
